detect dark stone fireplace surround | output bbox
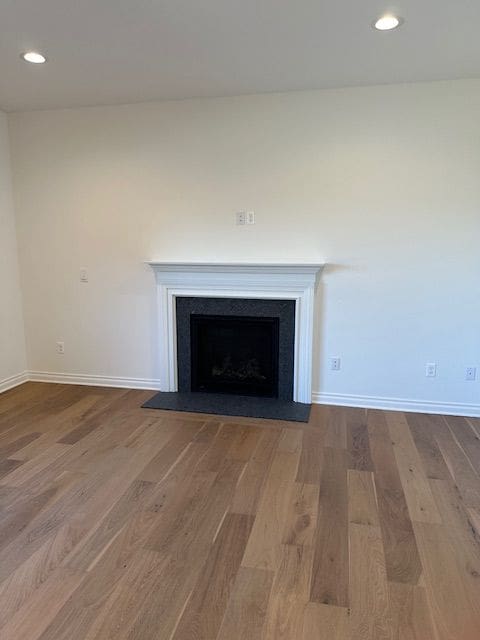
[175,296,296,401]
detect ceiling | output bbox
[1,0,479,112]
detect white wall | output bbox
[8,79,480,412]
[0,112,27,388]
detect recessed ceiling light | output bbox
[21,51,47,64]
[373,15,403,31]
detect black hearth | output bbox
[191,314,279,397]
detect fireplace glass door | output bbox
[190,314,280,397]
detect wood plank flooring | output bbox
[0,382,479,639]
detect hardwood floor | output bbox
[0,382,479,639]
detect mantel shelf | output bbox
[147,261,325,275]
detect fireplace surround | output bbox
[176,296,295,399]
[147,262,323,403]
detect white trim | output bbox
[28,371,161,390]
[146,262,324,275]
[312,391,480,418]
[11,372,480,417]
[0,371,29,394]
[148,261,324,403]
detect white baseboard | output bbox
[4,371,479,418]
[0,371,29,394]
[312,391,480,418]
[28,370,161,391]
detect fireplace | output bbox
[190,314,280,397]
[176,296,296,400]
[145,262,323,420]
[147,262,323,405]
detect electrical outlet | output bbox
[80,267,88,282]
[330,357,341,371]
[56,341,65,354]
[425,362,436,377]
[235,212,246,225]
[246,211,255,225]
[466,367,476,381]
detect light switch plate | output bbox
[235,212,246,225]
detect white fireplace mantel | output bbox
[147,261,324,403]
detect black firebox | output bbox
[190,314,279,397]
